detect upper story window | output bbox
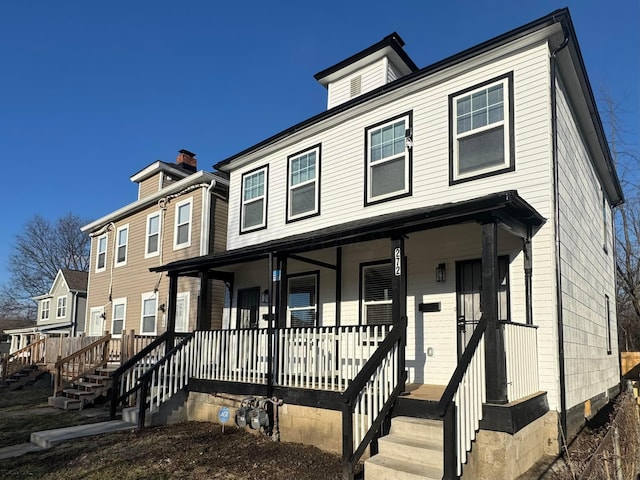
[141,293,157,335]
[96,235,107,272]
[360,261,392,326]
[287,273,318,328]
[115,225,129,267]
[450,72,514,184]
[56,296,67,318]
[146,212,161,258]
[241,166,268,233]
[41,299,50,320]
[365,112,412,205]
[174,199,192,249]
[112,298,126,337]
[287,145,320,222]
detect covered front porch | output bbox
[148,190,546,479]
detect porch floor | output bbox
[401,383,445,402]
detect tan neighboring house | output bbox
[5,269,88,353]
[80,150,229,339]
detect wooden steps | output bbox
[0,365,47,392]
[48,366,113,411]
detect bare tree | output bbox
[1,213,90,320]
[601,93,640,351]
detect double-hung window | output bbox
[241,166,268,232]
[56,296,67,318]
[174,199,192,249]
[361,262,392,326]
[41,299,50,320]
[141,293,157,335]
[96,235,107,272]
[450,73,513,183]
[112,298,126,337]
[365,112,412,205]
[287,145,320,221]
[146,212,161,258]
[287,273,318,328]
[115,225,128,266]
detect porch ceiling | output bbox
[152,190,545,276]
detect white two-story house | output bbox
[142,9,622,480]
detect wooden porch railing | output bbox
[1,336,47,384]
[53,335,111,395]
[502,321,539,400]
[341,317,406,480]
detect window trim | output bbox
[173,198,192,250]
[287,271,320,328]
[145,211,161,259]
[111,298,127,338]
[56,295,67,319]
[41,299,50,320]
[175,292,190,333]
[359,260,393,326]
[605,295,612,355]
[449,72,515,185]
[96,234,107,273]
[239,165,269,234]
[286,144,321,223]
[140,292,158,336]
[114,224,129,267]
[364,111,413,206]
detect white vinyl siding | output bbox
[56,296,67,318]
[96,235,107,272]
[175,292,190,333]
[174,199,192,249]
[287,274,318,328]
[288,146,320,221]
[115,225,129,267]
[141,293,158,335]
[241,167,268,232]
[145,212,161,258]
[327,58,387,109]
[451,75,511,181]
[112,298,126,337]
[41,299,50,320]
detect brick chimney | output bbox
[176,149,197,172]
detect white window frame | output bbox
[361,262,393,326]
[96,234,107,272]
[140,292,158,336]
[451,74,512,183]
[175,292,190,333]
[173,198,192,249]
[241,166,268,233]
[41,299,50,320]
[111,298,127,337]
[114,224,129,267]
[287,273,318,328]
[287,146,320,221]
[88,306,105,336]
[145,212,161,258]
[56,295,67,319]
[365,113,411,204]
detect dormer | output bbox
[130,149,198,200]
[314,32,418,110]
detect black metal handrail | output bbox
[341,317,407,480]
[136,333,195,429]
[438,314,488,480]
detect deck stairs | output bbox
[365,416,444,480]
[0,364,48,392]
[48,365,117,411]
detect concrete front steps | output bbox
[365,416,444,480]
[48,366,117,410]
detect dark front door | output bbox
[455,257,510,357]
[236,287,260,329]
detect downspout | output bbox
[550,21,570,439]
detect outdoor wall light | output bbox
[261,289,270,304]
[436,263,446,282]
[158,303,166,313]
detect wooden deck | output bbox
[402,383,445,402]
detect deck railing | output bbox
[1,336,46,384]
[502,322,539,400]
[53,335,111,394]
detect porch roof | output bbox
[151,190,545,275]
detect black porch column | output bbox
[482,222,508,404]
[391,237,407,388]
[197,271,211,331]
[166,273,178,350]
[524,231,533,326]
[276,255,288,329]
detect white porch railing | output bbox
[191,325,391,390]
[502,322,539,401]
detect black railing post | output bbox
[342,400,354,480]
[267,252,274,396]
[166,274,178,351]
[138,375,149,430]
[110,376,119,420]
[443,402,458,480]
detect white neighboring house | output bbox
[140,8,622,479]
[6,269,88,353]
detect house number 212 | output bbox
[394,248,402,276]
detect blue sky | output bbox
[0,0,638,287]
